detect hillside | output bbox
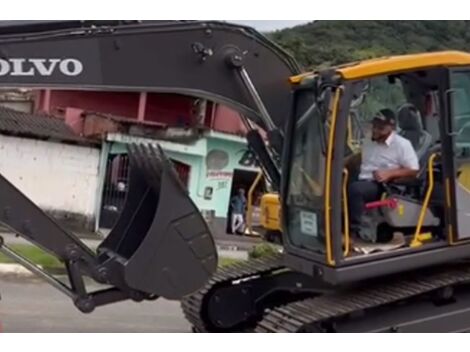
[268,21,470,70]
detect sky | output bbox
[0,21,312,33]
[228,20,311,31]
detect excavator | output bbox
[2,20,470,333]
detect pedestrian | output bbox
[230,188,247,235]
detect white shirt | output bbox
[359,132,419,181]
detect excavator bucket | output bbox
[0,141,217,311]
[97,143,218,300]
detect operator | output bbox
[346,108,419,240]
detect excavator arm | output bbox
[0,20,301,313]
[0,20,299,128]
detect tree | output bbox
[268,21,470,69]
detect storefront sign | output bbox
[206,170,233,180]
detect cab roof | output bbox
[290,51,470,84]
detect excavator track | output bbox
[181,252,285,332]
[255,262,470,332]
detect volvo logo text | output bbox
[0,58,83,77]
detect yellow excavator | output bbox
[182,50,470,333]
[242,170,281,242]
[2,21,470,332]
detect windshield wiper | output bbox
[296,101,318,130]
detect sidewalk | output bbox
[0,231,251,280]
[96,228,262,251]
[0,227,255,272]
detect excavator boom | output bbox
[0,20,301,313]
[0,20,300,129]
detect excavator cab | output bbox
[181,50,470,333]
[282,51,470,285]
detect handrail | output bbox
[411,153,438,248]
[246,171,263,236]
[324,86,343,266]
[342,168,350,257]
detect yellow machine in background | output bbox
[259,192,282,243]
[244,170,282,243]
[459,163,470,190]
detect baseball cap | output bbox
[372,108,396,126]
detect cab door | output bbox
[448,69,470,241]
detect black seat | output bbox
[397,103,433,165]
[385,104,434,198]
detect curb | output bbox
[0,263,36,278]
[216,241,259,252]
[217,244,245,252]
[0,264,66,279]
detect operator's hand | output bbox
[373,170,394,183]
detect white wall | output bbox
[0,135,100,221]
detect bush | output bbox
[0,244,63,269]
[219,257,242,267]
[248,243,280,260]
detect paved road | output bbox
[0,230,259,332]
[0,278,191,332]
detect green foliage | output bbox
[0,244,63,269]
[248,243,280,259]
[267,21,470,70]
[354,76,407,121]
[219,257,243,267]
[0,247,246,270]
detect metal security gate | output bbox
[172,159,190,188]
[99,153,130,229]
[99,152,191,229]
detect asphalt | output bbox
[0,277,190,332]
[0,228,262,332]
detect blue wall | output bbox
[106,132,259,218]
[202,136,259,217]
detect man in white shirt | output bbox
[347,108,419,239]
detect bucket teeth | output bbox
[128,144,162,189]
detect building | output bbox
[34,89,265,233]
[0,106,101,231]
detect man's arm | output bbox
[374,140,419,182]
[374,167,418,182]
